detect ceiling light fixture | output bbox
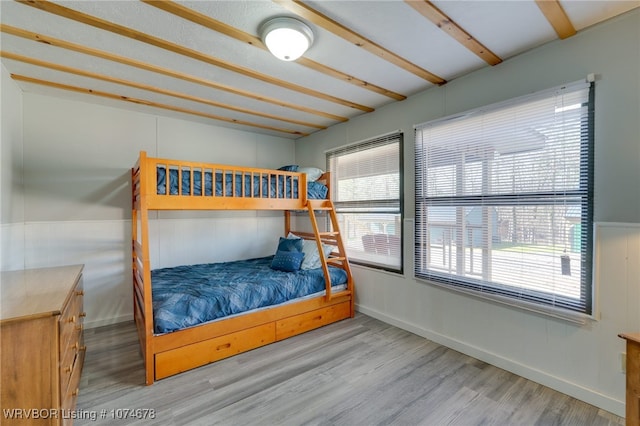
[259,17,314,62]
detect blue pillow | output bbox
[276,236,303,253]
[271,250,304,272]
[278,165,299,172]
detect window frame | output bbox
[327,132,404,273]
[414,80,595,319]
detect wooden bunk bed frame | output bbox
[132,151,354,385]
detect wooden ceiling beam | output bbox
[143,0,407,101]
[405,0,502,66]
[1,51,326,130]
[0,24,348,122]
[535,0,577,39]
[18,0,374,113]
[11,74,310,136]
[273,0,446,85]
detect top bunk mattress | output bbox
[151,256,347,334]
[156,167,328,199]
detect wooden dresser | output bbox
[1,265,85,426]
[620,333,640,426]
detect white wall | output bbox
[1,64,25,270]
[5,92,295,327]
[295,9,640,417]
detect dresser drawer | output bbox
[61,345,85,426]
[60,326,83,395]
[59,279,85,357]
[59,276,85,421]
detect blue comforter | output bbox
[152,256,347,334]
[156,167,328,199]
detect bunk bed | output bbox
[132,151,354,385]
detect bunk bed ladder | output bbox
[306,201,354,305]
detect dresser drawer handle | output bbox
[68,316,76,323]
[64,364,73,373]
[75,324,84,332]
[75,290,84,296]
[79,312,87,318]
[72,342,79,351]
[72,388,80,397]
[80,345,87,351]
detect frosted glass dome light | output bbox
[260,17,314,61]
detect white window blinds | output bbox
[415,80,594,316]
[327,132,403,272]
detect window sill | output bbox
[351,262,405,278]
[415,277,597,325]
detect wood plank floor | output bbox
[76,314,624,425]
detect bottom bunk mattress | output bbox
[151,256,348,334]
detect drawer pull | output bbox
[68,315,76,323]
[72,388,80,397]
[79,312,87,318]
[75,324,84,332]
[75,290,84,296]
[64,364,73,373]
[79,345,87,351]
[216,343,231,351]
[72,342,79,351]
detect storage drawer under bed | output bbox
[155,322,276,380]
[276,301,351,341]
[153,301,351,381]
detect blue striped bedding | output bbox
[151,256,347,334]
[156,167,328,199]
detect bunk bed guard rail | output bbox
[135,151,308,210]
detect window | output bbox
[327,132,403,272]
[415,80,594,317]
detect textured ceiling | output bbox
[1,0,638,139]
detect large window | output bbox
[327,132,403,272]
[415,80,594,317]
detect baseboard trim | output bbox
[355,303,624,417]
[85,314,132,329]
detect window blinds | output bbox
[415,80,594,315]
[327,132,403,272]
